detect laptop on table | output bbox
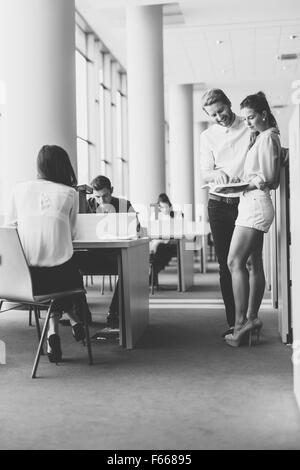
[74,213,138,241]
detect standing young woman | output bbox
[224,92,281,346]
[6,145,88,363]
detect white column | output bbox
[126,5,165,207]
[169,84,194,214]
[194,121,209,210]
[0,0,77,215]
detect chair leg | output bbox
[90,275,94,286]
[155,270,159,292]
[34,306,44,356]
[31,302,53,378]
[101,276,105,295]
[109,275,113,292]
[83,301,93,366]
[200,248,204,273]
[150,264,155,295]
[29,306,33,326]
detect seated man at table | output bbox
[74,175,138,328]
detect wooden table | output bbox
[73,238,149,349]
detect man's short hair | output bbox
[90,175,112,191]
[201,88,231,109]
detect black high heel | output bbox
[72,323,86,342]
[47,334,62,364]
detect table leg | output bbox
[178,238,194,292]
[119,244,149,349]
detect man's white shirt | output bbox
[200,115,251,198]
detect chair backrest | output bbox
[0,227,35,303]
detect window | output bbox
[75,21,90,186]
[76,51,88,142]
[75,13,128,193]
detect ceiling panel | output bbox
[280,24,300,37]
[255,55,277,77]
[164,30,196,83]
[205,31,234,77]
[180,0,300,25]
[278,39,300,54]
[76,0,300,110]
[231,30,255,77]
[276,58,298,77]
[295,59,300,77]
[181,31,214,80]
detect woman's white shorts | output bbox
[235,189,274,233]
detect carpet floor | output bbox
[0,261,299,450]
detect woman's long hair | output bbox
[37,145,77,188]
[157,193,174,218]
[240,91,279,149]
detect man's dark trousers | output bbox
[208,197,239,328]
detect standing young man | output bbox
[200,89,251,336]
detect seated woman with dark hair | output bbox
[150,193,180,286]
[6,145,89,364]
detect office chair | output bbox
[1,299,42,334]
[101,275,116,295]
[84,275,94,287]
[28,305,42,326]
[149,240,178,295]
[0,227,93,378]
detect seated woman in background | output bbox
[6,145,88,364]
[150,193,179,286]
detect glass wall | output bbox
[75,13,128,196]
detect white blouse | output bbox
[5,179,78,267]
[244,128,281,190]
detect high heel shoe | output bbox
[72,323,85,342]
[47,334,62,364]
[225,321,255,347]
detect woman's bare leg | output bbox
[228,226,264,328]
[66,294,88,326]
[47,313,60,352]
[246,236,265,320]
[47,314,59,336]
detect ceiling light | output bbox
[216,40,224,45]
[289,35,298,40]
[221,69,226,74]
[277,53,300,60]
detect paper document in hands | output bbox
[201,182,249,193]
